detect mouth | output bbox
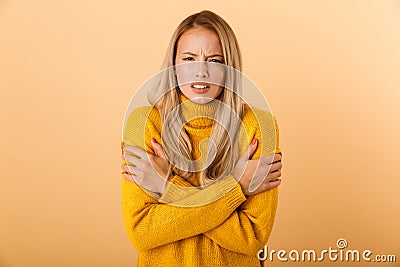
[190,82,211,94]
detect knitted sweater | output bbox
[121,93,282,267]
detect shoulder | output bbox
[125,105,161,125]
[125,106,162,132]
[241,105,281,157]
[242,105,278,133]
[123,105,161,147]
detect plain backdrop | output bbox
[0,1,399,266]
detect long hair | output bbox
[148,10,245,185]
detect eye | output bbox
[210,58,224,64]
[183,57,195,61]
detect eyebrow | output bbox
[182,51,224,58]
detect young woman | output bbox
[121,10,283,267]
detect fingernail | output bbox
[251,139,257,145]
[151,138,157,143]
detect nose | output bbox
[195,61,209,78]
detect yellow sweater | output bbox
[122,93,282,267]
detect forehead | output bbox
[177,26,222,53]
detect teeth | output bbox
[193,84,207,89]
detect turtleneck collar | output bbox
[179,92,219,128]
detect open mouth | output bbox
[190,82,210,89]
[190,82,211,94]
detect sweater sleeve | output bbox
[203,110,282,255]
[121,106,247,252]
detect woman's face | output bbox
[175,26,225,104]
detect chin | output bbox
[190,96,214,104]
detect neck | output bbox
[179,92,219,128]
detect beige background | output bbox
[1,1,399,266]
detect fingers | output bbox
[151,138,167,160]
[121,153,144,168]
[121,163,137,182]
[247,178,281,195]
[121,163,146,185]
[256,153,282,175]
[121,163,129,172]
[248,139,258,158]
[263,169,282,184]
[258,153,281,165]
[262,179,281,191]
[121,163,136,174]
[122,171,144,185]
[255,177,281,194]
[242,139,258,160]
[272,153,282,163]
[122,172,136,183]
[270,161,282,172]
[121,143,157,168]
[122,144,147,159]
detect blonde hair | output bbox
[148,10,245,185]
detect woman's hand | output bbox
[121,138,172,194]
[232,139,282,196]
